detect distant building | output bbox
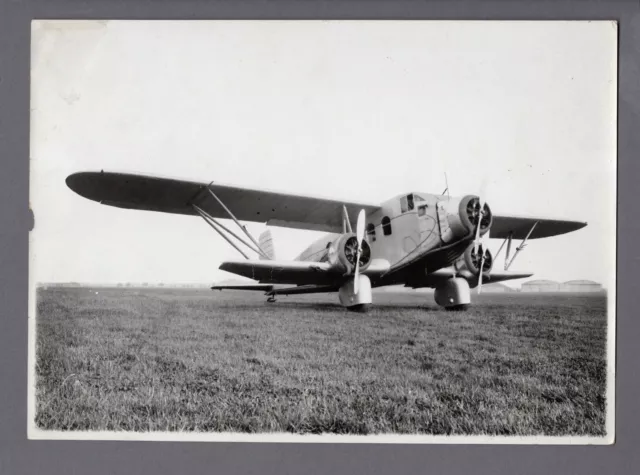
[521,279,603,293]
[521,280,560,292]
[561,280,603,292]
[480,283,517,293]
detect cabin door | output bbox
[417,202,439,248]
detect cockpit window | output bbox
[400,194,415,213]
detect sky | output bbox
[29,20,617,287]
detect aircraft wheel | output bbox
[434,277,471,309]
[338,275,372,309]
[347,304,370,313]
[445,304,469,311]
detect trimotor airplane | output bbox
[66,171,587,312]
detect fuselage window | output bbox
[366,223,376,242]
[382,216,392,236]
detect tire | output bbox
[445,304,469,312]
[347,304,370,313]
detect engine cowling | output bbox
[454,242,493,276]
[327,233,372,274]
[440,195,493,240]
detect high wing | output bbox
[66,171,380,233]
[490,214,587,239]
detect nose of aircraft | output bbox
[441,195,493,240]
[465,196,492,235]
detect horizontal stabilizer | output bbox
[219,260,338,285]
[269,284,339,296]
[211,284,274,292]
[219,258,391,286]
[210,283,337,296]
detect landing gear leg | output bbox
[266,295,276,303]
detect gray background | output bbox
[0,0,636,473]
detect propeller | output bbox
[477,229,490,294]
[472,178,490,255]
[473,195,486,255]
[353,209,366,294]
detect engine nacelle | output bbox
[440,195,493,240]
[454,242,493,276]
[327,233,372,274]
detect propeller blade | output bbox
[473,179,490,254]
[478,253,484,294]
[477,229,490,294]
[354,256,361,294]
[477,243,486,294]
[473,178,489,255]
[473,200,483,254]
[356,209,366,244]
[354,209,366,294]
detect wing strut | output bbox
[492,232,512,271]
[493,221,539,271]
[189,184,271,260]
[342,205,353,234]
[192,205,250,259]
[204,187,270,259]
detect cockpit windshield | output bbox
[401,193,426,213]
[400,194,414,213]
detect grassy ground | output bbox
[35,287,608,435]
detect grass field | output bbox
[35,287,608,436]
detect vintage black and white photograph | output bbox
[28,20,616,442]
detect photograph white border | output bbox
[26,19,617,444]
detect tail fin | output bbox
[258,229,275,260]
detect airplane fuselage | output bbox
[295,191,477,277]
